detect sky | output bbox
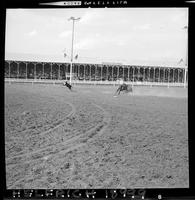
[5,8,188,66]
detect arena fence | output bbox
[4,78,187,88]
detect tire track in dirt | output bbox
[8,102,112,189]
[38,101,76,136]
[58,102,111,150]
[6,101,76,161]
[9,101,76,137]
[52,102,112,156]
[87,102,112,140]
[6,102,111,166]
[60,102,112,188]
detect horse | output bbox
[114,83,133,96]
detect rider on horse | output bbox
[63,81,72,90]
[114,79,132,96]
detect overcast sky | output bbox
[5,8,188,65]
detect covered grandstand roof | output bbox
[5,52,186,68]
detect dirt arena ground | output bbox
[5,83,188,189]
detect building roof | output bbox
[5,52,187,69]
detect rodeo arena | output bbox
[5,9,188,190]
[5,57,189,189]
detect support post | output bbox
[58,64,60,80]
[43,63,45,79]
[143,67,145,83]
[168,68,170,88]
[84,65,86,81]
[184,67,187,88]
[123,66,124,80]
[149,68,150,83]
[107,66,108,81]
[153,68,155,83]
[8,61,11,79]
[117,66,119,80]
[101,65,103,82]
[17,62,19,79]
[78,64,80,80]
[159,68,160,82]
[90,65,91,81]
[34,63,36,80]
[51,63,52,80]
[26,62,27,80]
[178,69,180,83]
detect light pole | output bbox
[184,25,188,88]
[68,16,80,84]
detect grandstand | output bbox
[4,60,188,87]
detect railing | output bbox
[4,78,187,88]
